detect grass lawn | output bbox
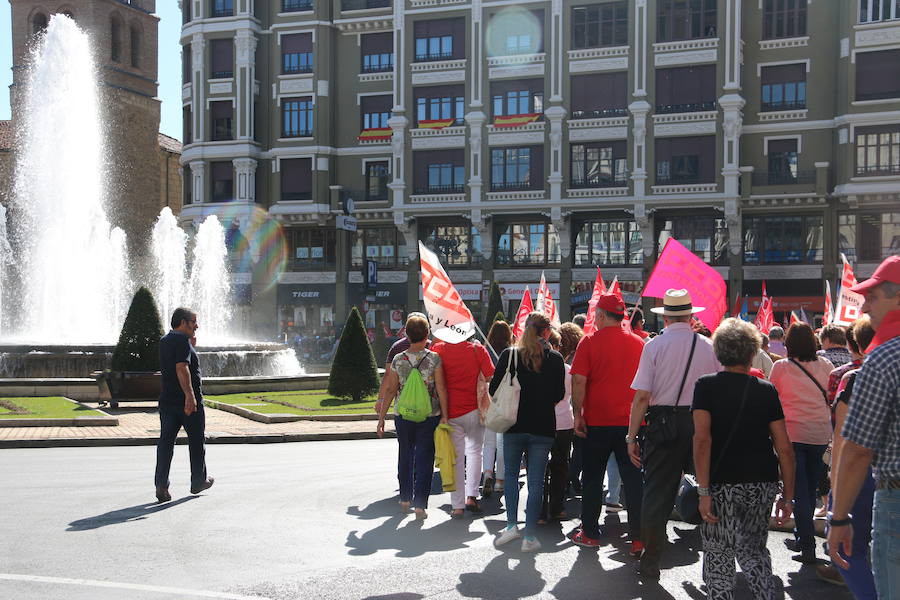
[0,397,106,419]
[206,390,377,415]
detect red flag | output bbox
[834,254,864,326]
[754,281,775,334]
[643,238,728,331]
[582,267,607,335]
[823,280,833,327]
[609,276,623,302]
[536,272,560,327]
[789,311,800,326]
[512,286,534,339]
[730,292,742,318]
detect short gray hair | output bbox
[769,325,785,340]
[713,318,762,367]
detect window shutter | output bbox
[210,39,233,74]
[761,63,806,85]
[856,49,900,101]
[282,33,312,54]
[281,158,312,194]
[211,161,232,182]
[361,95,392,115]
[531,146,544,189]
[362,32,392,54]
[768,139,797,154]
[414,85,464,101]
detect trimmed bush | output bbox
[328,307,380,402]
[483,282,504,331]
[493,310,507,323]
[111,287,164,372]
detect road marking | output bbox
[0,574,270,600]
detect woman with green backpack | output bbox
[377,314,448,520]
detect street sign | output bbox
[342,196,355,215]
[366,259,378,287]
[336,215,357,231]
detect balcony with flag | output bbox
[492,113,542,128]
[358,127,393,144]
[410,118,467,150]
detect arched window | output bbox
[32,13,48,34]
[130,25,141,68]
[110,17,122,62]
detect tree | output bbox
[328,307,380,402]
[493,310,507,324]
[111,287,164,372]
[483,282,504,331]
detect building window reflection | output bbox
[421,224,482,267]
[657,216,729,265]
[743,215,823,264]
[495,222,560,266]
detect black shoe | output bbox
[466,500,483,514]
[190,477,214,495]
[792,551,821,565]
[482,476,495,498]
[634,564,660,581]
[155,487,171,503]
[783,538,801,552]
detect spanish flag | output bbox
[493,113,541,128]
[418,118,456,130]
[358,127,392,141]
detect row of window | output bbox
[109,15,142,68]
[279,212,899,271]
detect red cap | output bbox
[596,293,626,315]
[849,256,900,294]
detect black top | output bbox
[692,372,785,485]
[489,347,565,438]
[836,369,860,406]
[159,331,202,406]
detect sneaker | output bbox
[190,477,215,495]
[605,502,624,513]
[482,476,495,498]
[494,525,522,547]
[155,487,171,503]
[816,565,846,586]
[630,541,645,557]
[571,530,602,548]
[521,536,542,553]
[495,480,505,494]
[792,550,820,565]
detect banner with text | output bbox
[418,242,477,343]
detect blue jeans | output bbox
[831,469,876,600]
[792,442,827,552]
[155,403,207,489]
[606,454,622,504]
[394,415,440,509]
[503,432,554,536]
[872,488,900,600]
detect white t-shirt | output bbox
[555,363,575,430]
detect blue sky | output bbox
[1,2,184,140]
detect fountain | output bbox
[0,15,302,381]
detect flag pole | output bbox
[473,322,499,362]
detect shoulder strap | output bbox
[413,352,429,370]
[789,358,828,402]
[710,376,754,480]
[674,334,699,408]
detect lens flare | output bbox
[217,205,287,294]
[484,7,543,64]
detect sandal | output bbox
[465,500,483,514]
[399,500,411,513]
[451,509,465,519]
[414,508,428,520]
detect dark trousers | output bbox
[640,409,695,574]
[569,435,584,488]
[831,468,877,600]
[395,415,440,509]
[581,425,643,540]
[542,428,574,518]
[155,403,207,488]
[792,442,827,552]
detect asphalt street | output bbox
[0,441,852,600]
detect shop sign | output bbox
[278,284,336,305]
[498,283,560,302]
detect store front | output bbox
[277,284,336,338]
[350,283,408,334]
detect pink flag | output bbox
[512,286,534,339]
[418,241,477,343]
[643,237,727,331]
[582,267,607,335]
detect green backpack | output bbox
[396,353,432,423]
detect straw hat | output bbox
[649,289,705,316]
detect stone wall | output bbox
[158,136,183,215]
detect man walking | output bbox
[626,289,720,579]
[155,307,214,502]
[828,256,900,598]
[570,294,645,555]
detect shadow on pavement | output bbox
[66,496,197,531]
[346,511,483,558]
[347,496,404,520]
[457,553,545,599]
[360,595,425,600]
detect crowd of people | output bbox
[374,254,900,600]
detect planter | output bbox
[96,371,161,407]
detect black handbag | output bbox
[645,334,698,445]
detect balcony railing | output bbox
[282,0,312,11]
[761,100,806,112]
[490,181,536,192]
[342,0,390,9]
[855,164,900,177]
[655,176,703,185]
[283,62,313,75]
[281,192,312,201]
[283,129,313,138]
[570,108,629,119]
[344,189,388,203]
[415,51,454,62]
[210,6,234,17]
[570,176,629,188]
[361,60,394,73]
[655,101,717,114]
[211,70,234,79]
[752,170,816,186]
[414,183,465,194]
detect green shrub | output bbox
[483,282,504,331]
[111,287,164,372]
[493,310,507,323]
[328,307,380,402]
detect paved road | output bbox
[0,441,851,600]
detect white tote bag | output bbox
[484,348,521,433]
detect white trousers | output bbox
[449,408,485,508]
[482,429,505,481]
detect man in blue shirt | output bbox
[155,307,214,502]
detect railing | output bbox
[570,108,629,119]
[344,189,388,203]
[855,164,900,177]
[361,60,394,73]
[490,181,536,192]
[752,170,816,186]
[415,117,465,128]
[283,60,314,74]
[281,192,312,201]
[570,177,629,188]
[342,0,390,9]
[282,0,312,10]
[211,70,234,79]
[414,183,465,194]
[283,129,313,138]
[655,101,717,114]
[415,51,454,62]
[655,176,703,185]
[210,6,234,17]
[761,100,806,112]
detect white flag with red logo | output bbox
[512,286,534,339]
[418,241,477,343]
[544,284,561,328]
[834,254,864,326]
[823,280,834,326]
[536,272,547,312]
[582,267,607,335]
[755,280,775,334]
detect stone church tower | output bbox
[8,0,162,260]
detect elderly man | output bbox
[768,326,787,357]
[829,256,900,598]
[626,289,720,580]
[818,324,852,368]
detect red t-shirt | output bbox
[432,341,495,419]
[570,326,645,427]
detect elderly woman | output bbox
[377,314,448,520]
[770,322,834,563]
[693,318,795,600]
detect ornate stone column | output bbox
[397,218,419,311]
[190,160,206,204]
[191,33,205,142]
[552,207,572,320]
[234,30,257,140]
[629,101,651,197]
[719,94,745,197]
[546,105,567,203]
[466,111,486,204]
[233,157,257,203]
[388,114,408,209]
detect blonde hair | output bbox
[516,312,550,372]
[548,328,561,350]
[559,322,584,360]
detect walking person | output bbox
[570,294,645,555]
[829,255,900,599]
[692,318,796,600]
[490,312,565,553]
[155,308,214,503]
[377,314,449,520]
[432,332,495,517]
[818,324,852,369]
[482,320,513,497]
[769,322,834,563]
[540,329,574,523]
[626,289,720,580]
[375,312,430,415]
[559,321,586,496]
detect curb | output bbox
[0,398,119,427]
[205,399,387,423]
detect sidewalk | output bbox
[0,403,395,448]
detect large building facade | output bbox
[179,0,900,335]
